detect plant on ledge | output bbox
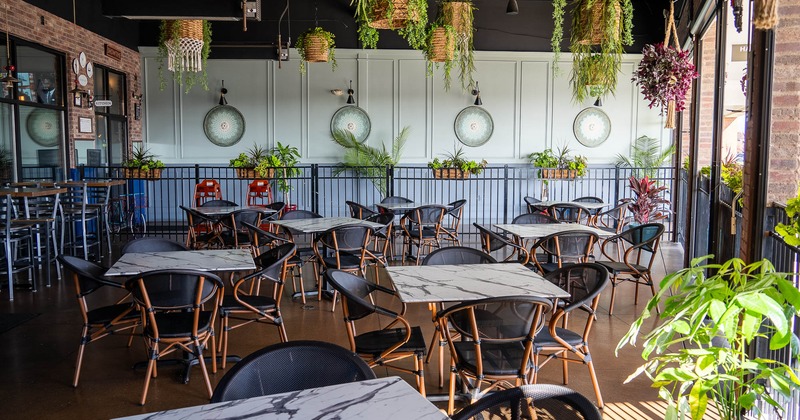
[296,27,337,75]
[230,143,270,178]
[351,0,428,49]
[626,175,669,224]
[428,145,487,179]
[256,142,301,206]
[123,144,165,179]
[617,256,800,420]
[528,145,588,179]
[331,126,409,196]
[775,189,800,247]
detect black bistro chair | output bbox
[121,237,189,254]
[451,384,602,420]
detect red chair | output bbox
[194,179,222,207]
[247,179,273,207]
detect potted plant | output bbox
[351,0,428,50]
[428,145,487,179]
[634,43,698,128]
[626,175,669,224]
[229,143,271,179]
[528,145,588,179]
[775,189,800,247]
[551,0,634,102]
[423,23,457,90]
[256,142,301,208]
[615,135,676,179]
[123,144,165,180]
[617,256,800,420]
[157,19,212,93]
[296,27,337,75]
[331,126,409,196]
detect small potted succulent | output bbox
[296,27,337,75]
[229,143,271,179]
[123,144,165,180]
[528,145,587,179]
[428,145,487,179]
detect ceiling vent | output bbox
[101,0,261,22]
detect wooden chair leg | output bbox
[195,340,214,399]
[72,326,88,387]
[608,278,618,315]
[587,358,604,408]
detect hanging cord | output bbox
[662,1,681,129]
[314,1,319,27]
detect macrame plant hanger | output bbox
[663,1,681,129]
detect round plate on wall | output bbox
[26,108,61,147]
[454,106,494,147]
[203,105,246,147]
[330,106,371,142]
[72,58,80,74]
[78,74,88,87]
[86,62,93,78]
[573,107,611,148]
[79,52,87,68]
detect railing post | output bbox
[613,165,621,205]
[311,164,319,214]
[387,165,394,198]
[78,165,85,180]
[194,164,200,185]
[503,165,509,224]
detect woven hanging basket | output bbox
[442,2,472,36]
[428,28,455,62]
[303,35,330,63]
[164,20,205,72]
[577,1,621,46]
[370,0,418,29]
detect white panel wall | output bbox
[139,47,668,165]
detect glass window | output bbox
[0,103,15,181]
[108,71,124,115]
[18,103,65,180]
[16,46,62,107]
[93,65,127,166]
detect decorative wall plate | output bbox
[573,107,611,148]
[26,109,61,147]
[454,106,494,147]
[203,105,246,147]
[330,106,371,142]
[86,62,93,78]
[78,74,88,87]
[79,52,87,67]
[72,58,80,74]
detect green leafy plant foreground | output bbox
[331,126,409,196]
[617,256,800,420]
[775,190,800,247]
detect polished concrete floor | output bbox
[0,238,686,419]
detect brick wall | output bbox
[769,0,800,203]
[696,19,717,167]
[1,0,141,165]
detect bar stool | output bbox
[60,183,101,261]
[1,194,36,300]
[15,189,61,284]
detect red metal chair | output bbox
[247,179,274,207]
[194,179,222,207]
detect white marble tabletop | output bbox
[105,249,256,277]
[192,205,278,216]
[495,223,614,239]
[538,200,608,210]
[386,263,569,303]
[270,217,384,234]
[113,376,448,420]
[375,202,452,212]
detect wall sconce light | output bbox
[471,81,482,106]
[594,97,603,107]
[218,80,228,105]
[132,75,143,120]
[330,88,343,96]
[70,77,88,107]
[346,80,355,105]
[506,0,519,15]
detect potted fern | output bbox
[331,126,409,196]
[123,145,165,180]
[428,145,487,179]
[296,27,337,75]
[351,0,428,49]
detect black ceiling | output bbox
[25,0,668,59]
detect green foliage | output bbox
[331,126,409,196]
[0,148,12,168]
[157,20,212,93]
[255,142,301,196]
[229,144,269,168]
[627,176,669,223]
[124,144,165,171]
[428,145,487,174]
[351,0,429,49]
[615,135,676,178]
[527,145,588,176]
[617,256,800,420]
[296,27,337,75]
[775,189,800,247]
[448,1,476,91]
[551,0,568,73]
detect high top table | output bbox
[114,376,448,420]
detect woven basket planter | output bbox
[540,169,577,179]
[432,168,470,179]
[442,1,473,36]
[428,27,455,62]
[236,167,274,179]
[124,168,162,180]
[370,0,419,29]
[302,34,330,62]
[577,1,621,46]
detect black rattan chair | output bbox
[547,203,590,224]
[523,196,548,213]
[451,384,602,420]
[199,199,238,207]
[512,212,560,225]
[211,340,376,403]
[314,224,374,312]
[400,205,446,264]
[530,230,598,274]
[473,222,531,265]
[121,237,189,254]
[346,200,378,220]
[440,199,467,246]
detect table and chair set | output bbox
[48,184,666,418]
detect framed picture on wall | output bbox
[78,117,92,133]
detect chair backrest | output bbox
[346,201,378,220]
[534,230,598,267]
[279,209,322,220]
[548,203,589,223]
[57,255,112,297]
[445,199,467,229]
[194,179,222,207]
[210,340,376,403]
[609,223,665,271]
[243,221,289,251]
[246,179,273,207]
[597,202,629,233]
[250,242,296,282]
[381,196,413,204]
[450,384,602,420]
[512,212,559,225]
[60,182,88,213]
[473,222,513,253]
[573,196,603,204]
[402,205,446,227]
[121,237,189,253]
[524,196,547,213]
[544,263,609,311]
[315,225,373,270]
[200,199,238,207]
[325,270,384,321]
[422,246,496,265]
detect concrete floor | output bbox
[0,238,686,419]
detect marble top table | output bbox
[538,200,608,210]
[375,202,452,213]
[114,376,448,420]
[192,205,278,216]
[494,223,614,240]
[105,249,256,277]
[270,217,384,234]
[386,263,569,303]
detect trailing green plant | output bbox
[124,144,165,171]
[444,0,476,91]
[255,142,301,204]
[627,175,669,224]
[617,256,800,420]
[615,135,676,178]
[551,0,568,73]
[229,143,269,168]
[561,0,634,102]
[775,188,800,247]
[331,126,409,196]
[295,27,337,75]
[351,0,428,49]
[428,145,487,174]
[423,23,458,90]
[527,145,588,176]
[157,20,212,93]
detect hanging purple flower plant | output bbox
[633,43,698,115]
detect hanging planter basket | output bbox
[577,1,621,46]
[428,27,455,62]
[302,34,330,62]
[370,0,419,29]
[442,1,472,36]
